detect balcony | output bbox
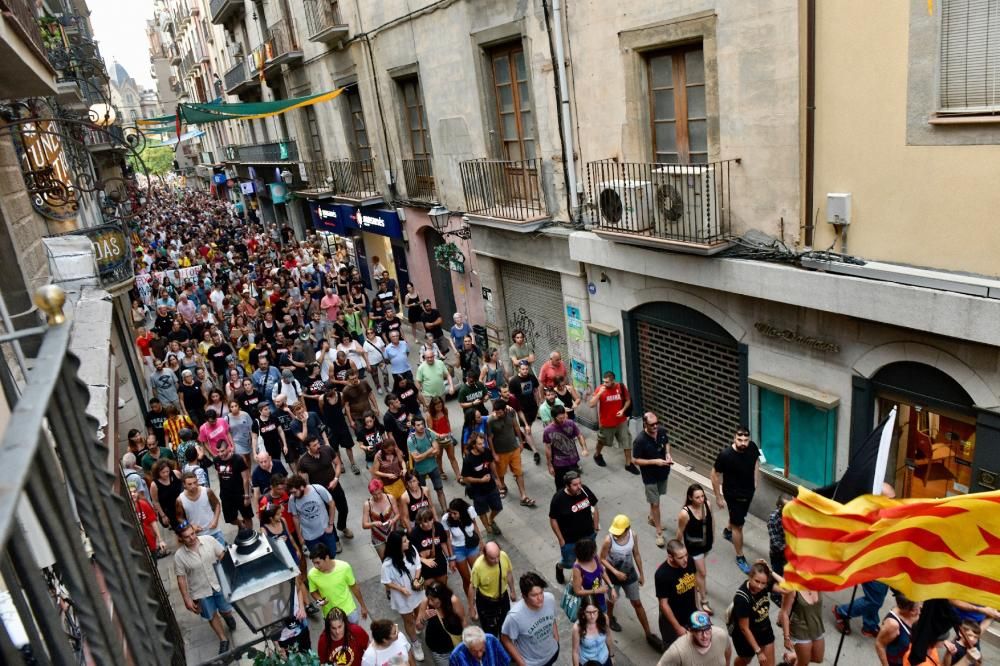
[180,52,194,77]
[402,157,436,202]
[224,59,249,94]
[226,140,299,163]
[460,158,549,230]
[0,0,58,98]
[83,124,127,153]
[210,0,244,25]
[304,0,349,44]
[158,9,175,34]
[263,18,303,70]
[168,43,181,65]
[586,159,738,255]
[329,157,382,205]
[298,159,335,195]
[0,293,183,665]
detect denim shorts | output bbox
[453,543,481,562]
[198,588,233,620]
[418,466,443,491]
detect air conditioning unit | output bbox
[651,166,719,240]
[596,180,654,232]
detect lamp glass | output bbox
[88,104,116,127]
[280,169,293,185]
[215,534,299,633]
[428,205,450,231]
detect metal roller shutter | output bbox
[499,262,568,369]
[636,320,741,468]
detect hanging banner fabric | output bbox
[136,89,345,126]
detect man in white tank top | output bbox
[176,472,225,546]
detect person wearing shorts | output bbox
[407,416,447,514]
[213,442,254,528]
[460,433,504,535]
[487,400,537,508]
[632,411,673,548]
[588,371,638,474]
[710,427,759,575]
[174,523,237,655]
[600,514,661,649]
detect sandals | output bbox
[520,497,537,508]
[440,471,449,481]
[499,487,508,499]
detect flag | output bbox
[815,407,895,503]
[782,486,1000,608]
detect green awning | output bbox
[137,89,344,128]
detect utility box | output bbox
[827,193,852,225]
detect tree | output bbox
[129,143,175,176]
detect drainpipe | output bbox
[803,0,816,249]
[547,0,579,224]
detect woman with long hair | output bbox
[779,585,825,665]
[399,471,436,532]
[361,619,415,666]
[416,581,467,666]
[479,348,508,402]
[572,594,614,666]
[571,538,616,613]
[730,560,785,666]
[404,283,422,340]
[223,368,243,403]
[427,396,461,480]
[676,482,715,615]
[380,531,426,663]
[150,459,184,528]
[321,388,359,473]
[409,507,452,587]
[205,387,228,419]
[443,498,482,595]
[317,607,370,666]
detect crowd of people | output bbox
[123,188,992,666]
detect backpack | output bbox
[726,588,751,636]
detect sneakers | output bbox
[723,527,733,543]
[490,522,503,536]
[646,634,666,652]
[218,640,230,655]
[608,615,623,632]
[593,453,607,467]
[412,641,425,662]
[832,607,852,635]
[736,555,751,574]
[351,463,361,475]
[556,563,566,584]
[534,451,541,465]
[625,463,640,475]
[655,533,666,548]
[222,612,237,631]
[341,527,354,539]
[336,540,343,554]
[861,628,879,638]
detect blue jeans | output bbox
[836,581,888,633]
[560,533,597,568]
[304,530,338,558]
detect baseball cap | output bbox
[689,611,712,631]
[518,359,530,366]
[609,514,631,536]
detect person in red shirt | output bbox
[130,482,165,556]
[317,607,369,666]
[538,351,568,389]
[135,327,156,370]
[588,371,639,475]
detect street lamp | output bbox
[280,169,293,185]
[428,205,472,240]
[214,529,298,638]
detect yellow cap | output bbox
[609,514,631,536]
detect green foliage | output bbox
[129,143,175,176]
[433,242,465,272]
[247,646,320,666]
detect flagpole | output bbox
[832,584,859,666]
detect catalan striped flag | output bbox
[782,486,1000,608]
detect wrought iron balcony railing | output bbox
[402,157,435,201]
[329,157,380,201]
[301,159,333,190]
[224,59,247,94]
[264,18,302,66]
[460,158,548,222]
[228,140,299,163]
[304,0,349,44]
[1,0,49,64]
[0,291,180,665]
[586,159,738,250]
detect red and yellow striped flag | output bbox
[782,487,1000,607]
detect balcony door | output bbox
[346,88,372,164]
[489,43,538,204]
[399,76,433,196]
[648,45,707,164]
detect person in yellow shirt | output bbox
[237,337,256,375]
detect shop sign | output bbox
[72,224,134,289]
[213,174,227,185]
[343,207,403,238]
[754,321,840,353]
[14,119,78,221]
[313,202,349,234]
[240,181,255,195]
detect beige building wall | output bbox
[811,0,1000,278]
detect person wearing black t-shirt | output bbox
[357,412,387,465]
[382,394,412,459]
[146,398,168,448]
[654,540,698,648]
[632,411,674,549]
[393,376,424,422]
[548,470,598,585]
[237,378,262,418]
[460,433,503,535]
[297,436,352,540]
[730,561,783,665]
[420,300,447,354]
[207,332,234,379]
[408,508,451,584]
[710,427,760,575]
[253,403,287,463]
[214,442,253,528]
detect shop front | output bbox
[310,202,410,296]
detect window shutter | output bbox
[940,0,1000,113]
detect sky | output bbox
[87,0,157,89]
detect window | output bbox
[345,89,371,162]
[489,44,535,161]
[648,46,707,163]
[751,381,837,488]
[398,76,431,159]
[940,0,1000,114]
[304,106,324,160]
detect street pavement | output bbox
[156,354,997,665]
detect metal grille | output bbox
[636,320,740,468]
[499,263,568,370]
